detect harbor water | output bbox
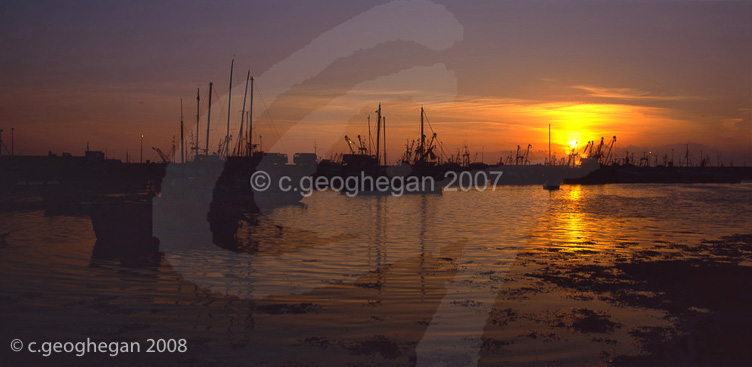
[1,183,751,366]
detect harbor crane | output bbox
[152,147,171,163]
[603,136,617,165]
[152,138,176,163]
[580,136,616,164]
[593,137,605,160]
[566,142,579,166]
[515,144,532,165]
[356,135,368,154]
[581,141,593,157]
[344,135,357,154]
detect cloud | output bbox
[572,85,701,101]
[721,118,742,129]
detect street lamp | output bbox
[140,135,144,163]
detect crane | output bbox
[513,144,532,165]
[151,139,176,163]
[594,137,605,161]
[356,135,368,154]
[581,141,593,157]
[524,144,532,165]
[152,147,171,163]
[603,136,617,165]
[343,135,356,154]
[567,141,579,167]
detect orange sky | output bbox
[0,1,749,163]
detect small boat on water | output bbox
[543,181,560,190]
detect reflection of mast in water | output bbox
[372,196,388,292]
[419,194,428,297]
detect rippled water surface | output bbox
[1,183,750,366]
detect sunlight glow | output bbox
[564,186,586,249]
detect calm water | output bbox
[1,183,751,366]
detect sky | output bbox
[0,0,750,164]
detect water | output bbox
[1,183,750,366]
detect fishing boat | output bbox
[89,61,315,256]
[542,181,560,190]
[332,105,446,196]
[165,61,316,209]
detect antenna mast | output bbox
[248,77,254,156]
[383,117,387,165]
[367,115,372,156]
[685,144,690,167]
[206,82,213,155]
[237,70,250,156]
[195,88,200,157]
[225,59,234,157]
[375,104,381,167]
[420,106,425,162]
[180,99,184,163]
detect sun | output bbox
[569,140,578,149]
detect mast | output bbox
[206,82,213,155]
[248,77,254,156]
[420,106,425,162]
[237,70,250,157]
[0,129,3,157]
[195,88,200,157]
[685,144,690,167]
[225,59,234,157]
[548,123,551,165]
[375,104,381,166]
[383,117,387,165]
[367,115,372,155]
[180,99,184,163]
